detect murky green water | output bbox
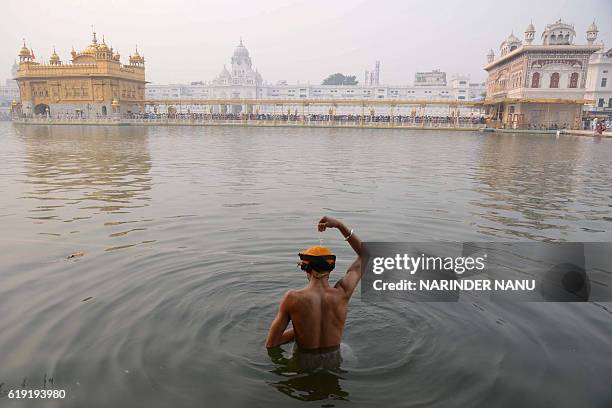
[0,123,611,407]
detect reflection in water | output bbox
[18,125,151,216]
[267,346,349,402]
[474,135,605,240]
[15,125,152,249]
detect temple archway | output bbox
[34,103,50,116]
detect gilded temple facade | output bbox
[14,32,146,118]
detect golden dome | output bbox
[81,31,100,54]
[49,47,60,63]
[130,45,143,62]
[81,43,99,55]
[98,35,110,52]
[19,40,31,57]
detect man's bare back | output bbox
[266,216,362,351]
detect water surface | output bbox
[0,123,611,407]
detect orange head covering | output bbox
[299,246,336,277]
[302,246,334,257]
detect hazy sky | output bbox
[2,0,611,85]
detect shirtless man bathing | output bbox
[265,216,363,363]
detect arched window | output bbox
[569,72,579,88]
[550,72,560,88]
[531,72,540,88]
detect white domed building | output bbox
[145,38,487,117]
[484,19,602,129]
[209,39,263,113]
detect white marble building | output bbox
[484,19,602,128]
[584,47,612,117]
[146,40,486,116]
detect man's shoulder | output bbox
[281,289,299,301]
[282,288,307,304]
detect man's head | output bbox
[298,246,336,279]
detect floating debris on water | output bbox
[67,252,84,259]
[81,297,93,302]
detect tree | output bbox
[322,73,358,86]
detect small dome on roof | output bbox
[526,22,535,32]
[588,20,598,32]
[506,32,520,43]
[49,47,60,64]
[541,19,576,45]
[129,46,144,64]
[98,42,110,52]
[19,41,31,57]
[499,32,522,55]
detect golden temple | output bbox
[14,31,146,118]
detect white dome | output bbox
[525,22,535,32]
[233,39,249,58]
[506,32,520,43]
[499,32,522,55]
[588,20,598,32]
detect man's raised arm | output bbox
[317,216,363,298]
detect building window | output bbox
[569,73,578,88]
[609,98,612,107]
[531,72,540,88]
[602,78,608,87]
[550,72,560,88]
[598,98,604,107]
